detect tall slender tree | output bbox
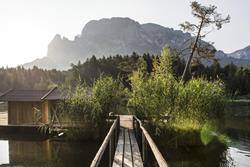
[180,1,230,81]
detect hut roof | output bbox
[0,87,63,102]
[41,87,66,100]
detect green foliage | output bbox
[180,1,230,81]
[128,48,225,134]
[200,121,218,145]
[128,49,177,122]
[200,121,230,145]
[177,79,225,122]
[92,76,127,116]
[0,66,66,91]
[153,48,173,76]
[59,76,126,140]
[0,53,249,97]
[38,124,53,135]
[65,85,102,126]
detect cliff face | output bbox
[23,17,250,70]
[23,17,191,69]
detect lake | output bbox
[0,104,250,167]
[158,105,250,167]
[0,136,100,167]
[0,103,102,167]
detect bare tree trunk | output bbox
[181,19,204,81]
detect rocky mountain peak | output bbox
[81,17,140,38]
[23,17,250,70]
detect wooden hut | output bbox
[0,87,62,125]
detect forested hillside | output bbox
[1,53,250,96]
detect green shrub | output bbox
[60,76,126,140]
[92,76,127,117]
[174,79,225,130]
[128,49,178,124]
[128,48,225,132]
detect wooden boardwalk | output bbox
[112,115,143,167]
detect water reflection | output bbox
[223,128,250,167]
[228,147,250,167]
[0,141,9,165]
[0,137,100,167]
[158,107,250,167]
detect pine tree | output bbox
[180,1,230,81]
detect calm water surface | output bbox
[0,137,100,167]
[159,105,250,167]
[0,102,101,167]
[1,105,250,167]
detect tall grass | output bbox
[128,48,225,135]
[57,76,126,140]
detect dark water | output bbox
[0,102,102,167]
[0,137,100,167]
[1,105,250,167]
[158,106,250,167]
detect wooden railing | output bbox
[90,116,120,167]
[133,116,169,167]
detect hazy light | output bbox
[0,0,249,67]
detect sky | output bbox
[0,0,249,67]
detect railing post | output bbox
[114,123,117,146]
[90,118,122,167]
[109,133,113,167]
[138,121,141,150]
[145,140,148,166]
[133,116,136,130]
[116,116,120,143]
[142,133,148,165]
[114,127,116,153]
[136,121,139,140]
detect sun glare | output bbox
[0,15,48,67]
[3,23,47,67]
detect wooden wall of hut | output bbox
[8,102,41,124]
[7,100,55,125]
[41,100,49,124]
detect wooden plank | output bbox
[129,130,143,167]
[123,129,133,167]
[119,115,133,129]
[112,128,124,167]
[113,116,144,167]
[91,115,168,167]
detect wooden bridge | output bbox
[90,115,168,167]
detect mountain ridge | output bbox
[23,17,250,70]
[228,45,250,59]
